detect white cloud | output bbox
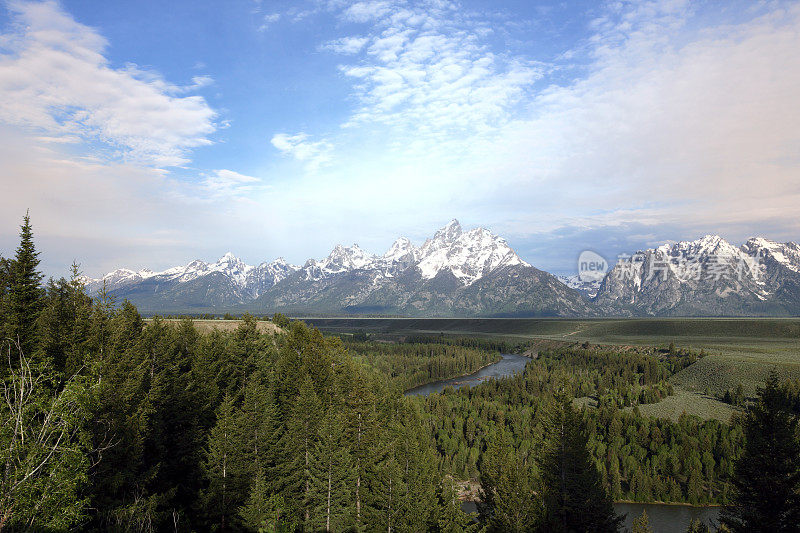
[465,1,800,244]
[271,132,333,170]
[321,36,369,54]
[323,1,541,154]
[258,12,281,31]
[201,169,262,197]
[0,0,217,167]
[289,0,800,269]
[342,1,396,23]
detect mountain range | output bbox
[84,220,800,317]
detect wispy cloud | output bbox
[271,132,333,170]
[258,12,281,31]
[201,169,262,198]
[323,1,542,152]
[342,1,396,23]
[321,36,369,54]
[0,0,217,167]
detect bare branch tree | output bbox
[0,339,97,531]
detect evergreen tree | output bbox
[686,518,711,533]
[477,427,541,532]
[202,394,242,532]
[436,478,478,533]
[281,375,322,527]
[339,367,377,528]
[239,470,295,533]
[631,510,653,533]
[721,371,800,532]
[238,372,282,486]
[5,212,44,360]
[309,410,354,532]
[540,399,622,533]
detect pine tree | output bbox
[437,477,478,533]
[239,469,295,533]
[631,509,653,533]
[686,518,711,533]
[280,375,322,527]
[202,394,241,532]
[540,399,622,533]
[5,212,44,360]
[339,368,378,528]
[238,373,282,486]
[309,409,354,532]
[721,371,800,532]
[477,427,541,532]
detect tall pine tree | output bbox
[201,394,242,532]
[6,212,44,360]
[478,426,541,532]
[721,371,800,532]
[540,399,622,533]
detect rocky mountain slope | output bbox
[86,225,800,317]
[593,235,800,316]
[87,220,591,316]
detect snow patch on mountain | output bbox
[416,220,528,285]
[558,275,602,298]
[742,237,800,274]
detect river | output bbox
[404,353,530,397]
[615,502,720,532]
[461,501,719,531]
[407,355,721,532]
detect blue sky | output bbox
[1,0,799,277]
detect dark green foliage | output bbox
[721,371,800,532]
[686,518,710,533]
[7,217,791,531]
[271,312,290,328]
[239,471,294,532]
[201,394,242,531]
[0,344,95,530]
[4,213,44,360]
[418,345,743,503]
[478,427,541,532]
[436,478,478,532]
[345,338,500,390]
[540,399,621,532]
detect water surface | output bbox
[461,501,719,531]
[615,502,720,532]
[404,353,529,397]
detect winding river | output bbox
[404,353,530,397]
[406,354,720,531]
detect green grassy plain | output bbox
[626,388,739,423]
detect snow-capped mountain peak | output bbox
[420,219,462,256]
[741,237,800,274]
[85,220,535,298]
[384,237,417,260]
[656,235,741,259]
[416,222,528,284]
[322,244,375,272]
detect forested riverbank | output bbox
[3,215,800,532]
